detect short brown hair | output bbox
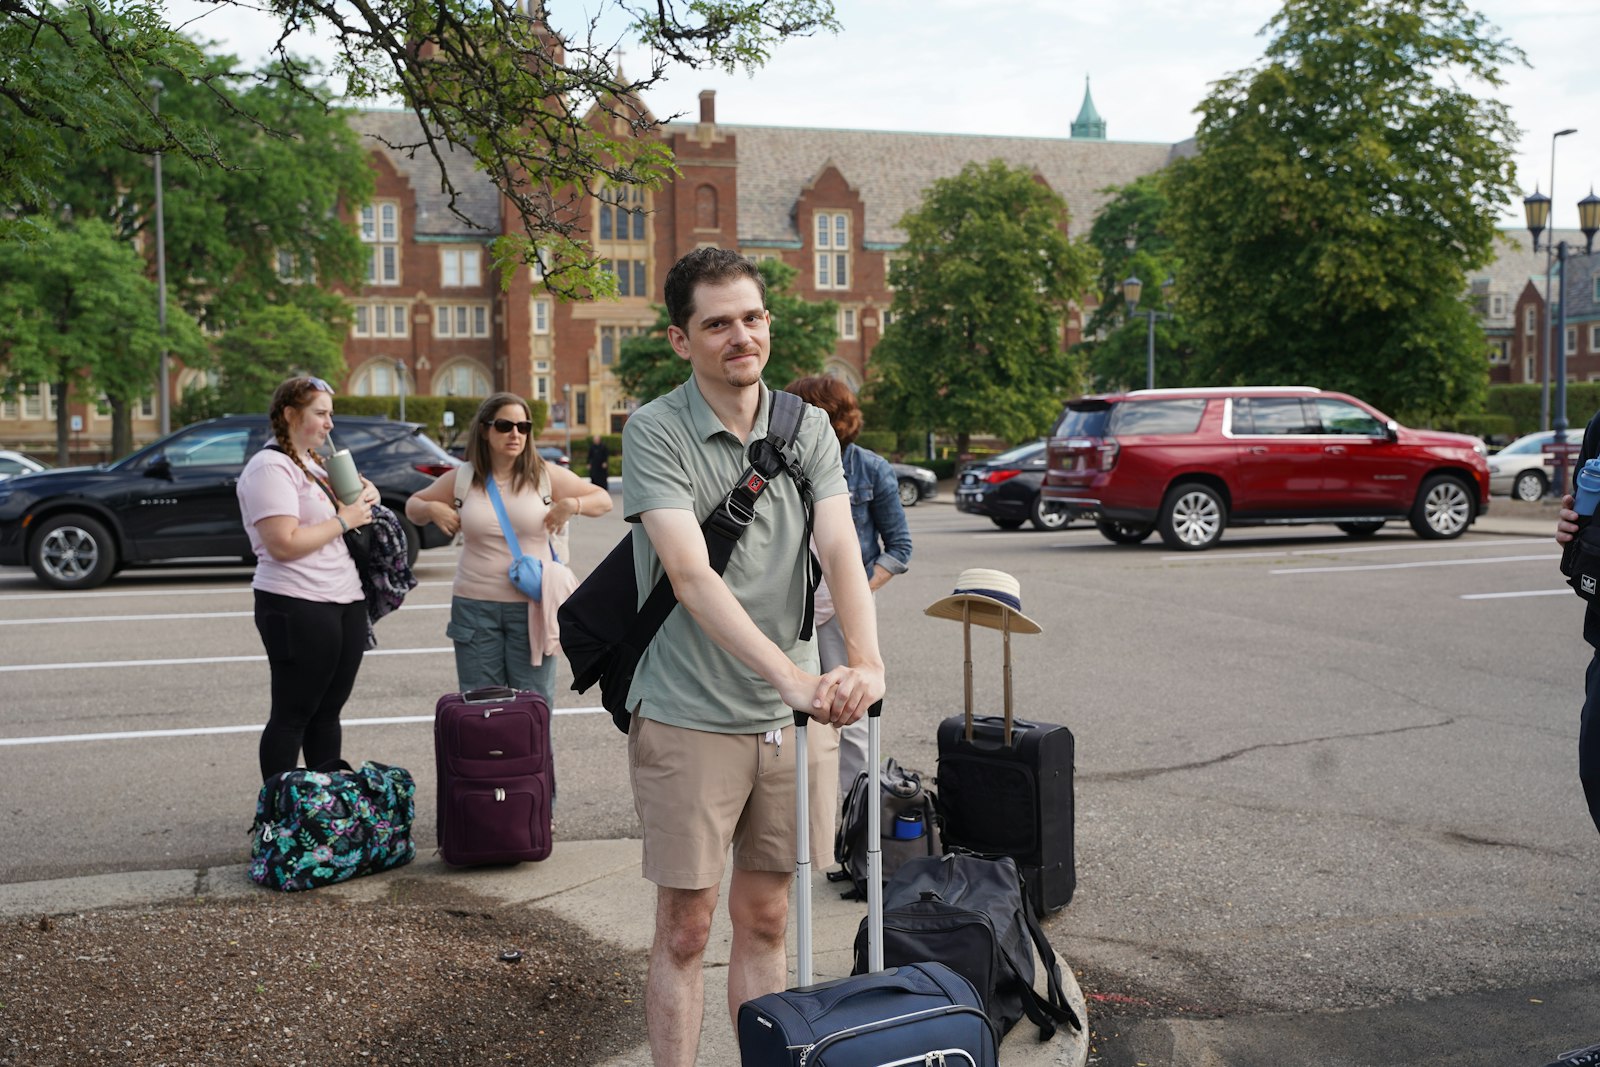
[664,247,766,331]
[785,375,862,447]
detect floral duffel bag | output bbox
[249,760,416,891]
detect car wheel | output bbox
[1158,482,1227,551]
[898,479,920,508]
[30,513,117,590]
[1095,519,1153,544]
[1409,474,1473,539]
[1029,494,1071,531]
[1512,469,1547,502]
[1336,521,1386,537]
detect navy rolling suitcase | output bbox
[739,703,999,1066]
[434,686,552,866]
[935,603,1076,914]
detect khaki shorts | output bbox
[629,713,840,890]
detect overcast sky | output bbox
[167,0,1600,234]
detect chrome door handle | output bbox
[1325,446,1346,455]
[1248,446,1268,454]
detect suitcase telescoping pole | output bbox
[792,700,885,986]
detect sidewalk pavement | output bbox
[0,844,1090,1067]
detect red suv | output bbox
[1041,387,1489,550]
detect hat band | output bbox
[955,587,1022,612]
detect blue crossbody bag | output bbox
[485,476,558,601]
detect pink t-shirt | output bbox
[453,474,556,603]
[236,448,363,603]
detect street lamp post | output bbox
[396,358,407,421]
[561,383,572,459]
[149,78,170,435]
[1121,275,1175,390]
[1525,183,1600,498]
[1536,129,1578,433]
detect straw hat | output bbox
[923,568,1042,635]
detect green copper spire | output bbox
[1071,77,1106,140]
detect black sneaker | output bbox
[1546,1042,1600,1067]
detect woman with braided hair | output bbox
[236,376,382,781]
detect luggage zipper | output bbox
[798,1004,989,1065]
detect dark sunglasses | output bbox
[487,418,533,435]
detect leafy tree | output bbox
[4,0,839,297]
[614,259,836,404]
[1164,0,1520,418]
[212,304,347,416]
[868,159,1095,452]
[1078,173,1193,391]
[0,219,208,461]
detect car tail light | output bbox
[1097,439,1120,471]
[984,469,1022,485]
[415,462,455,478]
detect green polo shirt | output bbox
[622,378,847,733]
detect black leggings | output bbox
[254,589,367,781]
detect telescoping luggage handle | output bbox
[962,602,1015,747]
[793,699,885,985]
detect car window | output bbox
[989,441,1045,466]
[1234,397,1312,435]
[166,426,254,468]
[1109,399,1206,436]
[1500,435,1551,455]
[332,425,386,453]
[1312,399,1383,436]
[0,457,27,475]
[1054,403,1111,437]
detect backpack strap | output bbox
[1003,890,1083,1039]
[452,462,472,508]
[623,389,815,671]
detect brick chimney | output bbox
[699,90,716,124]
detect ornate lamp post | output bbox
[1525,180,1600,497]
[149,78,170,434]
[1121,274,1175,390]
[1529,129,1578,433]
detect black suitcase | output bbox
[738,703,999,1066]
[935,603,1075,914]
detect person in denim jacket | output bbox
[787,376,913,795]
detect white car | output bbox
[1487,431,1558,501]
[0,450,44,482]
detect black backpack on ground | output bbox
[830,757,940,900]
[853,851,1081,1042]
[559,390,814,733]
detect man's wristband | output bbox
[336,515,349,533]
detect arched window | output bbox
[350,360,398,396]
[824,359,862,392]
[434,361,492,398]
[695,184,718,230]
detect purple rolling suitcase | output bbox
[738,703,999,1066]
[434,686,552,866]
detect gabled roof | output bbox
[1471,228,1589,327]
[674,123,1181,244]
[348,110,502,237]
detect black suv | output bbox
[0,415,460,589]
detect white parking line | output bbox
[0,602,452,626]
[0,707,608,747]
[0,645,455,673]
[0,579,456,603]
[1271,553,1558,575]
[1159,538,1547,562]
[1460,589,1574,600]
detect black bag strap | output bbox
[1006,892,1082,1039]
[620,388,814,668]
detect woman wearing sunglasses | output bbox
[236,375,381,780]
[406,392,612,699]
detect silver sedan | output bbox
[1486,431,1558,501]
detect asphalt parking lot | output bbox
[2,496,1596,1066]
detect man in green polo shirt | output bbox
[622,247,887,1066]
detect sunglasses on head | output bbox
[303,376,334,395]
[488,418,533,435]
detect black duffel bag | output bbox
[853,852,1080,1041]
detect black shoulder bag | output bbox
[558,390,815,733]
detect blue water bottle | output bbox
[1577,458,1600,517]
